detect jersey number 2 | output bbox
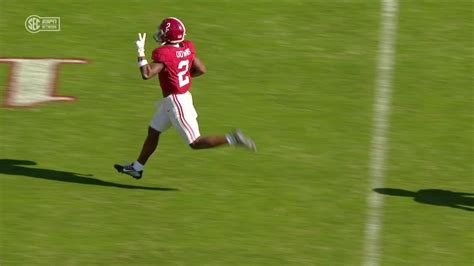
[177,60,190,88]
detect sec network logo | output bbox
[25,15,60,33]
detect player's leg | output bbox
[170,92,256,150]
[114,126,162,179]
[114,101,171,179]
[189,130,256,150]
[137,126,161,165]
[168,93,201,145]
[189,135,228,149]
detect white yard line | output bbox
[363,0,399,265]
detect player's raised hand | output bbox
[136,33,146,57]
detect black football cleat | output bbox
[114,163,143,179]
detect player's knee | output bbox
[147,126,161,137]
[189,138,203,150]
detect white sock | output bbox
[133,161,144,171]
[225,134,237,145]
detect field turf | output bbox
[0,0,472,265]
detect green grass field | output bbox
[0,0,472,265]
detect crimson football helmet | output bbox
[153,17,186,44]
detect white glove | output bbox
[136,33,146,57]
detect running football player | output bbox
[114,17,256,179]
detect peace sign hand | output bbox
[136,33,146,57]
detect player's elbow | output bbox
[141,73,152,80]
[191,67,207,77]
[200,65,207,74]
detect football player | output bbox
[114,17,256,179]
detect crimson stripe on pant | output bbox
[172,94,196,141]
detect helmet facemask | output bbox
[153,29,166,45]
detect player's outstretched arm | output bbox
[191,57,207,77]
[139,61,163,80]
[136,33,164,80]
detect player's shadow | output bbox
[0,159,178,191]
[374,188,473,212]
